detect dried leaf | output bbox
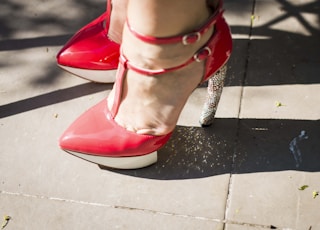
[312,191,319,199]
[275,101,283,107]
[298,185,309,190]
[1,216,11,229]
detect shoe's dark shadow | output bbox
[100,118,320,180]
[233,118,320,174]
[100,118,237,180]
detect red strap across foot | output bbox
[110,0,230,118]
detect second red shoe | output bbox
[57,0,120,83]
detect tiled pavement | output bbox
[0,0,319,229]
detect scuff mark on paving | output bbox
[289,130,308,168]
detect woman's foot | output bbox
[59,0,232,169]
[107,0,215,136]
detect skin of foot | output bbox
[107,0,216,136]
[108,0,127,43]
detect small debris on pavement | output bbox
[298,185,309,190]
[251,15,255,25]
[275,101,284,107]
[1,216,11,229]
[312,191,319,199]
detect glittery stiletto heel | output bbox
[200,64,227,126]
[56,0,120,83]
[59,0,232,169]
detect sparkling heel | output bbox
[200,64,227,126]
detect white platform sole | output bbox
[66,150,157,169]
[58,64,116,83]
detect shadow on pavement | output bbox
[0,0,319,180]
[103,118,320,180]
[0,82,112,118]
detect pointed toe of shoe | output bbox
[59,100,108,154]
[56,13,120,71]
[59,99,172,169]
[59,99,172,158]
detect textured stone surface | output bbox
[1,0,319,229]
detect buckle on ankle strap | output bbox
[194,47,212,62]
[182,32,201,45]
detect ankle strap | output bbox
[120,46,212,76]
[126,0,223,45]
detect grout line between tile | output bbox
[0,190,222,223]
[223,0,257,229]
[237,0,256,119]
[1,190,290,229]
[0,190,112,208]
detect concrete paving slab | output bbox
[240,0,320,120]
[226,172,320,229]
[2,0,319,229]
[226,119,320,229]
[245,0,320,86]
[226,0,320,229]
[0,192,224,230]
[240,84,320,120]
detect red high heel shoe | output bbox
[56,0,120,83]
[59,0,232,169]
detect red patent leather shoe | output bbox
[59,0,232,169]
[56,0,120,83]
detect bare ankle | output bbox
[108,0,128,43]
[121,0,217,69]
[127,0,211,37]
